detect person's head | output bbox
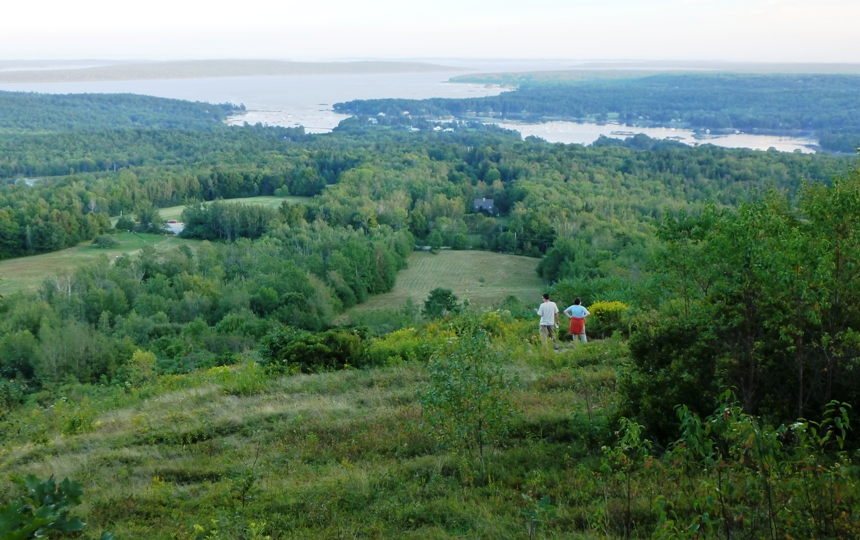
[574,297,581,305]
[542,293,550,302]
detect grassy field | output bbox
[0,326,625,539]
[352,250,545,313]
[0,233,198,295]
[157,195,309,221]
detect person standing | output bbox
[564,297,590,344]
[536,293,560,350]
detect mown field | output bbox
[351,250,544,313]
[157,196,310,221]
[0,233,199,295]
[1,196,309,295]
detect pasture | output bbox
[352,250,545,312]
[0,233,199,295]
[157,195,309,221]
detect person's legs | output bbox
[548,325,559,350]
[539,325,549,347]
[580,331,587,344]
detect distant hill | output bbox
[0,59,461,83]
[451,61,860,85]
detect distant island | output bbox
[0,59,462,84]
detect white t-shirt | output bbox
[537,301,559,326]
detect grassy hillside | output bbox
[157,196,310,221]
[2,319,850,539]
[0,328,622,539]
[351,251,544,313]
[0,233,198,295]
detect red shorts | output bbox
[569,317,585,335]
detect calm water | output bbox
[0,71,505,133]
[0,67,819,151]
[496,121,818,153]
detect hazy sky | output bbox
[2,0,858,62]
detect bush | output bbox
[366,327,434,365]
[91,234,120,249]
[419,328,518,457]
[617,318,720,442]
[259,327,371,373]
[211,360,270,397]
[422,288,461,320]
[586,301,630,339]
[114,215,135,231]
[111,349,156,390]
[0,379,26,420]
[0,475,113,539]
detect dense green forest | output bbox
[334,73,860,153]
[1,91,859,538]
[0,91,242,132]
[0,114,850,258]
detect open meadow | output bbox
[350,250,544,313]
[0,196,308,295]
[157,196,309,221]
[0,233,199,295]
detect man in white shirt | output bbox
[535,293,560,351]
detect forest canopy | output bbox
[0,91,242,133]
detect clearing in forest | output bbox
[157,195,309,221]
[352,250,544,312]
[0,233,199,295]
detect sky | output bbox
[2,0,858,63]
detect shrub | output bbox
[0,330,38,379]
[54,397,98,435]
[0,475,113,539]
[259,327,370,373]
[114,215,135,231]
[91,234,120,249]
[422,288,461,320]
[654,396,860,539]
[0,379,26,420]
[419,328,518,457]
[366,327,434,365]
[586,301,630,339]
[212,360,270,397]
[124,349,157,387]
[617,318,720,442]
